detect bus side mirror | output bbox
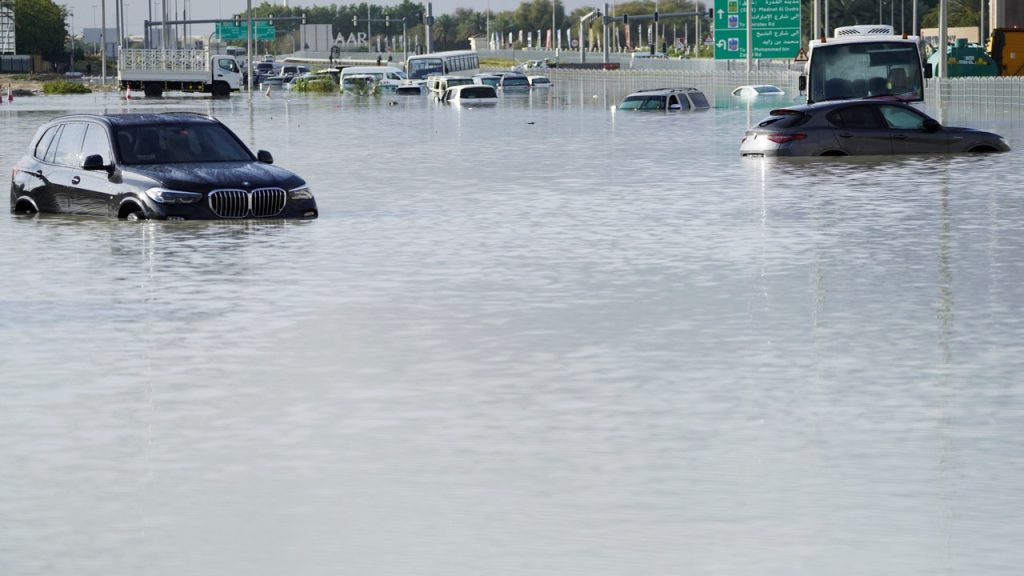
[798,75,807,92]
[923,63,933,79]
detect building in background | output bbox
[299,24,333,54]
[82,27,120,59]
[1,0,15,55]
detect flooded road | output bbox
[2,82,1023,575]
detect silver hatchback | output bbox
[740,100,1009,157]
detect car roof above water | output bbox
[629,87,703,96]
[47,112,220,128]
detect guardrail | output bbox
[288,48,1024,112]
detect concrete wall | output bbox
[921,27,979,44]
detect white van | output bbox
[338,66,407,91]
[425,75,475,96]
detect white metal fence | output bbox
[293,48,1024,114]
[544,67,1024,116]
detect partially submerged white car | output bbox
[732,84,786,99]
[439,84,498,106]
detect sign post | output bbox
[713,0,800,60]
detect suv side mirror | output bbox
[82,154,113,174]
[923,118,941,132]
[798,75,807,92]
[257,150,274,164]
[924,62,933,79]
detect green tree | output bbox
[15,0,68,62]
[433,13,457,49]
[922,0,979,28]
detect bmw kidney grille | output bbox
[208,188,287,218]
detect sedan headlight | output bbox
[289,185,314,200]
[145,187,203,204]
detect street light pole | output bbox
[552,0,555,53]
[246,0,253,99]
[100,0,106,84]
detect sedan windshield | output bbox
[114,123,254,164]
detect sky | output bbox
[68,0,596,37]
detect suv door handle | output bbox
[893,134,907,140]
[71,176,81,185]
[838,132,853,138]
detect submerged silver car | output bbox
[740,100,1010,157]
[619,87,710,112]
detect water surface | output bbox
[1,82,1023,576]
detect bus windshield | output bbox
[808,41,924,103]
[408,57,444,80]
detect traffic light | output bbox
[385,15,390,27]
[622,13,628,25]
[416,11,423,23]
[352,15,358,26]
[708,7,714,18]
[268,14,273,25]
[234,14,241,27]
[301,13,306,25]
[653,11,658,22]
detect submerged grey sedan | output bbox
[740,100,1009,157]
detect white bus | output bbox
[405,50,480,81]
[800,25,932,104]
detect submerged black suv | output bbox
[10,112,318,220]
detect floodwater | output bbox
[2,81,1023,576]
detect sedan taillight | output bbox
[767,133,807,144]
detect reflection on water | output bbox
[2,83,1024,576]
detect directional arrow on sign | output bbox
[717,39,726,49]
[717,9,725,18]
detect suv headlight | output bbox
[145,187,203,204]
[289,185,313,200]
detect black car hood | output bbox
[124,162,304,192]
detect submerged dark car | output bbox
[10,112,318,220]
[740,100,1010,157]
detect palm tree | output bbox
[434,14,457,50]
[922,0,979,27]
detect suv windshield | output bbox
[114,123,253,164]
[620,96,665,110]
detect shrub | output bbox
[42,80,92,94]
[342,78,379,96]
[292,76,338,94]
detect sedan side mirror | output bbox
[923,118,941,132]
[257,149,274,164]
[82,154,113,175]
[798,75,807,93]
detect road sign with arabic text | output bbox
[713,0,801,60]
[216,21,276,41]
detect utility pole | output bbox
[100,0,106,84]
[425,3,433,53]
[246,0,253,99]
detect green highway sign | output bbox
[216,21,276,41]
[713,0,801,60]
